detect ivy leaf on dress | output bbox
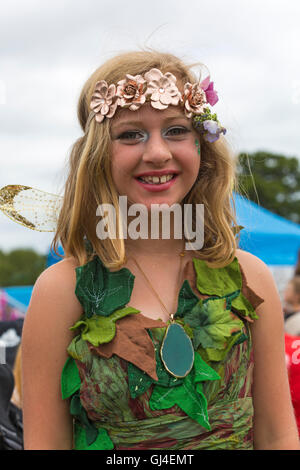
[70,392,99,446]
[184,297,245,350]
[175,279,200,317]
[231,292,259,321]
[127,329,184,399]
[193,257,260,321]
[70,306,140,346]
[197,330,247,362]
[193,257,242,297]
[70,391,115,449]
[74,422,114,450]
[75,257,135,317]
[149,352,220,429]
[61,356,81,400]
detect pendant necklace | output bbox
[131,247,194,379]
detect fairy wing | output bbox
[0,185,63,232]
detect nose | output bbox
[142,132,172,165]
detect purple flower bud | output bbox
[203,120,219,134]
[203,132,220,143]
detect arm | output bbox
[21,257,83,450]
[237,250,300,449]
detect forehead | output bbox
[111,104,188,128]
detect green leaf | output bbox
[75,257,135,317]
[128,338,184,399]
[176,279,200,318]
[193,257,242,297]
[149,352,219,429]
[70,393,98,446]
[197,330,246,362]
[192,350,220,382]
[128,363,154,399]
[74,423,114,450]
[150,381,210,429]
[70,306,140,346]
[231,293,259,320]
[185,298,244,350]
[67,335,87,361]
[61,357,81,400]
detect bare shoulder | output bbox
[24,256,83,341]
[36,255,79,287]
[234,248,277,310]
[32,256,82,312]
[235,248,270,276]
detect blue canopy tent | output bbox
[233,193,300,266]
[0,286,29,322]
[47,244,64,267]
[2,286,32,312]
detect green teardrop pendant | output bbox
[160,322,194,378]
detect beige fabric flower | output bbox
[90,80,118,122]
[144,68,182,110]
[183,82,207,118]
[116,74,147,111]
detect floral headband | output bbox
[89,68,226,143]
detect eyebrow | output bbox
[112,114,189,130]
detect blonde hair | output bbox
[52,50,241,269]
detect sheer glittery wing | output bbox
[0,185,62,232]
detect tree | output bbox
[237,151,300,224]
[0,249,46,287]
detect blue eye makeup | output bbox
[117,130,148,142]
[162,126,190,138]
[114,125,191,143]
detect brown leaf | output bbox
[239,262,265,311]
[88,313,166,381]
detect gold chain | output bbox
[130,248,185,322]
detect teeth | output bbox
[139,174,174,184]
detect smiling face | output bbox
[110,105,201,210]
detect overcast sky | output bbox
[1,0,300,254]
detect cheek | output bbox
[111,155,139,193]
[187,143,201,174]
[111,146,129,178]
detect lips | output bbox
[135,173,178,192]
[135,169,179,178]
[138,174,175,184]
[135,170,179,184]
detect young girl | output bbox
[19,50,299,450]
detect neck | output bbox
[123,209,186,257]
[125,237,185,257]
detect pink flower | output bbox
[183,82,207,118]
[90,80,118,122]
[116,74,147,111]
[200,76,219,106]
[144,68,181,110]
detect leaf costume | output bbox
[61,251,264,450]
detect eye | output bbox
[165,126,190,138]
[117,130,146,142]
